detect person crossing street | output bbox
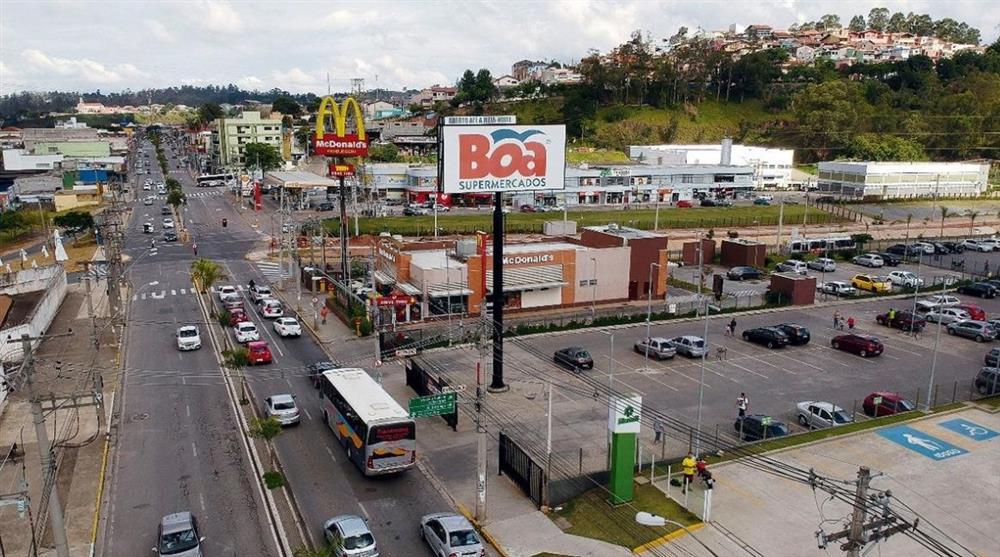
[737,392,749,417]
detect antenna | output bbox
[327,72,331,95]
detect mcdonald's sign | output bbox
[313,96,368,157]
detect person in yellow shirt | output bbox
[681,452,696,493]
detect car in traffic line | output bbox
[806,258,836,272]
[850,274,891,293]
[175,325,201,351]
[862,392,915,417]
[774,323,810,345]
[263,394,301,426]
[796,401,854,429]
[308,360,337,387]
[217,285,238,301]
[831,334,884,358]
[946,320,996,342]
[818,281,857,297]
[851,253,884,268]
[633,337,677,360]
[875,310,925,332]
[260,300,283,319]
[887,270,923,289]
[249,284,272,303]
[727,266,763,281]
[553,346,595,370]
[247,341,273,365]
[741,327,789,349]
[163,231,178,242]
[234,321,260,344]
[154,511,204,557]
[420,513,483,557]
[957,282,998,299]
[324,514,378,556]
[143,197,154,206]
[734,415,788,441]
[228,308,250,327]
[666,336,708,358]
[273,317,302,337]
[162,218,175,229]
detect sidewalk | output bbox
[0,281,120,556]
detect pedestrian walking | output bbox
[847,316,855,331]
[833,310,840,329]
[729,318,737,337]
[320,305,329,325]
[736,392,749,417]
[192,242,198,256]
[681,452,696,493]
[653,418,664,443]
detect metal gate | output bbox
[405,358,458,431]
[498,431,545,508]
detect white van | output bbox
[776,259,808,275]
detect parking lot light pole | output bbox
[603,330,615,467]
[925,310,944,411]
[695,294,711,458]
[644,262,662,362]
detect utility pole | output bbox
[474,314,489,522]
[846,466,871,557]
[84,264,98,349]
[96,193,125,325]
[817,467,916,555]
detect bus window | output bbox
[369,423,415,444]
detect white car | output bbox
[807,258,836,272]
[263,394,300,425]
[176,325,201,351]
[261,300,283,319]
[818,281,857,297]
[234,321,260,343]
[775,260,808,275]
[913,242,936,255]
[142,183,151,191]
[925,307,970,324]
[852,253,884,268]
[887,270,924,288]
[249,285,272,303]
[420,513,484,557]
[143,197,154,206]
[273,317,301,337]
[217,285,238,301]
[162,218,175,229]
[796,401,854,429]
[923,294,961,308]
[962,239,992,252]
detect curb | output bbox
[632,521,705,555]
[456,502,511,557]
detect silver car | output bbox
[947,320,996,342]
[852,253,884,268]
[925,308,970,324]
[633,337,677,360]
[807,258,836,272]
[420,513,484,557]
[667,335,708,358]
[324,514,378,557]
[264,394,300,425]
[154,512,204,557]
[796,401,854,429]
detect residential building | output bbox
[493,75,520,89]
[211,111,284,169]
[75,97,112,114]
[54,117,89,129]
[795,45,816,62]
[538,68,583,85]
[363,100,396,120]
[629,141,794,189]
[511,60,544,81]
[410,85,458,108]
[816,161,990,199]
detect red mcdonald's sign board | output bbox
[328,163,355,177]
[313,96,369,157]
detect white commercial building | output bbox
[817,161,990,199]
[2,149,64,170]
[629,141,794,189]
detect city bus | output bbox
[318,367,416,475]
[788,235,856,254]
[196,173,234,187]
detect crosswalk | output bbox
[143,191,223,201]
[256,261,291,282]
[87,264,108,280]
[133,287,195,301]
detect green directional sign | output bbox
[409,392,457,418]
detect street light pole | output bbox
[644,262,661,363]
[695,240,708,457]
[603,330,615,467]
[925,307,944,411]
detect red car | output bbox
[862,392,915,417]
[228,308,250,327]
[519,204,537,213]
[957,303,986,321]
[831,334,884,358]
[676,200,693,208]
[247,341,273,365]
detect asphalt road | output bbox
[106,137,448,556]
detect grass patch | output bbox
[554,482,699,550]
[262,471,285,489]
[592,100,788,144]
[796,163,818,176]
[976,395,1000,409]
[328,205,844,236]
[62,235,99,273]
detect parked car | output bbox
[851,274,891,293]
[986,347,1000,367]
[175,325,201,351]
[249,285,272,303]
[324,514,377,556]
[912,242,936,255]
[633,337,677,360]
[154,512,204,557]
[924,294,961,308]
[420,513,483,557]
[941,241,965,253]
[962,239,992,252]
[308,360,338,387]
[264,394,301,426]
[741,327,789,349]
[752,197,771,206]
[273,317,302,337]
[979,238,1000,251]
[247,341,273,365]
[234,321,260,344]
[518,204,538,213]
[734,415,788,441]
[819,281,857,297]
[885,244,920,256]
[831,334,884,357]
[666,335,708,358]
[776,260,808,275]
[947,320,996,342]
[796,401,854,429]
[316,202,335,212]
[553,346,595,370]
[774,323,810,345]
[727,266,763,281]
[403,205,430,216]
[862,392,914,417]
[872,252,901,267]
[887,270,923,289]
[676,199,694,208]
[956,303,987,321]
[957,282,997,299]
[974,367,1000,396]
[875,310,925,332]
[807,258,836,272]
[260,300,283,319]
[852,254,884,268]
[924,307,970,324]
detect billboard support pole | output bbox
[489,192,508,392]
[339,173,349,283]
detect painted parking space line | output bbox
[722,345,796,374]
[614,368,682,392]
[719,359,770,379]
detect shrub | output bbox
[263,471,284,489]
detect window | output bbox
[589,279,597,286]
[579,280,588,287]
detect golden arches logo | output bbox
[314,96,366,140]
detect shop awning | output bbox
[427,285,473,297]
[373,270,396,284]
[397,282,422,296]
[486,265,566,292]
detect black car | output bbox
[941,241,965,254]
[885,244,909,256]
[734,415,789,442]
[930,242,950,255]
[741,327,789,349]
[162,231,178,242]
[775,323,810,345]
[727,266,763,281]
[160,206,171,215]
[307,360,337,387]
[317,202,335,212]
[974,367,1000,396]
[553,347,594,371]
[957,282,997,299]
[873,252,902,267]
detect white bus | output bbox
[197,173,234,187]
[318,368,416,475]
[788,235,856,254]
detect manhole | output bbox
[130,412,149,422]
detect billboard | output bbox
[313,96,368,157]
[442,125,565,194]
[328,163,355,177]
[443,115,516,125]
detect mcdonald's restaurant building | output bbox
[371,234,656,323]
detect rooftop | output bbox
[0,290,46,330]
[583,224,666,240]
[264,171,338,188]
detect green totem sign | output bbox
[608,394,642,504]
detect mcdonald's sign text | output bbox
[315,135,368,157]
[313,96,368,157]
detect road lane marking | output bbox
[171,289,177,296]
[192,442,198,457]
[302,407,312,420]
[186,404,191,418]
[721,359,770,379]
[357,501,372,520]
[199,493,207,514]
[180,288,186,295]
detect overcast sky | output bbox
[2,1,998,96]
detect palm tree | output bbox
[222,347,251,403]
[939,206,951,239]
[968,210,980,236]
[190,258,222,293]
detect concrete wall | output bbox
[573,246,631,304]
[0,266,67,363]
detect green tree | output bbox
[849,15,866,32]
[222,347,252,403]
[190,258,223,293]
[197,102,224,125]
[939,206,952,238]
[792,81,869,157]
[165,177,182,192]
[907,14,934,36]
[846,133,927,161]
[243,142,283,171]
[167,189,186,208]
[819,14,842,30]
[368,143,400,162]
[868,7,890,31]
[967,209,980,235]
[52,211,94,232]
[887,12,907,32]
[248,416,283,442]
[271,95,301,118]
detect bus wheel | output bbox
[346,445,353,460]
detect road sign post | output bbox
[409,392,457,418]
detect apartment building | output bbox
[211,111,283,169]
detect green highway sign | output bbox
[409,392,457,418]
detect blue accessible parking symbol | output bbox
[878,425,967,460]
[937,419,999,441]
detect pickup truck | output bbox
[634,337,677,360]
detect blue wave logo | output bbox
[490,128,545,144]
